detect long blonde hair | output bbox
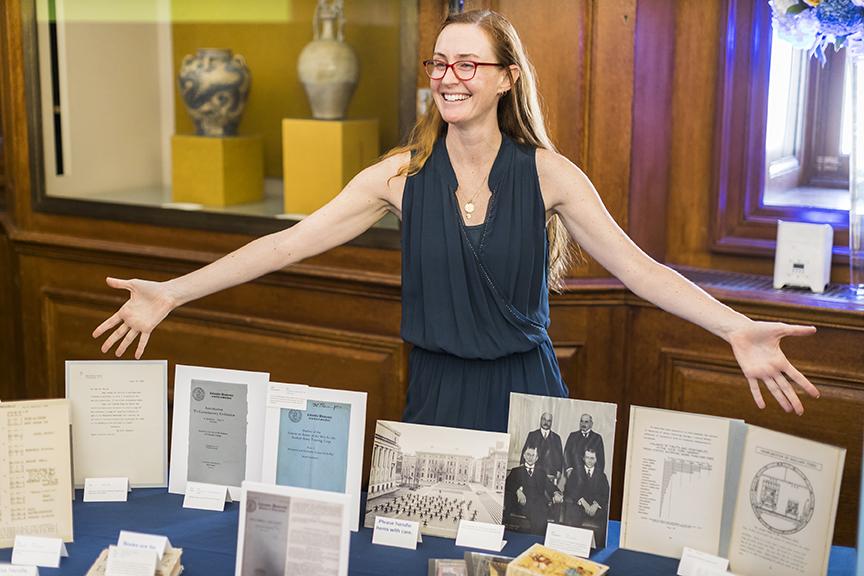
[383,9,575,291]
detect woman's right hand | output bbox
[92,277,177,359]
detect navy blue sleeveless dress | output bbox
[400,132,569,433]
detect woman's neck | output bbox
[445,123,502,175]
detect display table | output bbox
[0,489,857,575]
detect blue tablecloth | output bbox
[0,489,857,575]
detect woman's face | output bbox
[430,23,509,126]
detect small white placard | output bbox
[105,545,159,576]
[544,522,594,558]
[83,477,130,502]
[371,516,420,550]
[117,531,171,560]
[182,481,231,511]
[0,565,39,575]
[11,536,68,568]
[677,547,730,576]
[265,382,309,411]
[12,534,69,568]
[455,520,506,552]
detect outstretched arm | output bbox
[93,152,408,358]
[537,149,820,415]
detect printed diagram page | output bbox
[728,425,845,576]
[621,406,734,558]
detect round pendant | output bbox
[464,202,475,214]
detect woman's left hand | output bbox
[727,321,820,415]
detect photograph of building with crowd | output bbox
[364,420,510,539]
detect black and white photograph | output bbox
[504,393,617,547]
[364,421,510,539]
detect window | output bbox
[712,0,850,258]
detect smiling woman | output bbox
[94,8,821,433]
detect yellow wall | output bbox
[171,0,403,178]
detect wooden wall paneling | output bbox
[578,0,636,278]
[627,0,675,261]
[495,0,589,166]
[0,220,23,400]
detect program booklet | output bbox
[620,406,846,576]
[0,399,74,547]
[261,385,366,531]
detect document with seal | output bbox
[620,407,845,576]
[0,399,74,548]
[261,385,366,531]
[169,365,268,500]
[236,481,350,576]
[727,425,845,576]
[66,360,168,488]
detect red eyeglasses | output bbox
[423,59,504,81]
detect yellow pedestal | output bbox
[282,118,379,215]
[172,135,263,207]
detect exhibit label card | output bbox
[455,521,506,552]
[83,477,129,502]
[105,545,158,576]
[182,481,230,512]
[237,483,350,576]
[544,523,594,558]
[65,360,168,488]
[677,547,729,576]
[116,531,171,560]
[0,399,74,548]
[0,565,39,576]
[10,536,67,569]
[371,517,420,550]
[266,383,308,411]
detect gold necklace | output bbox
[457,173,489,221]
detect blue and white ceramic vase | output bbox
[178,48,251,137]
[297,0,359,120]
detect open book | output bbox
[620,406,845,576]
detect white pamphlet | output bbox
[266,383,308,411]
[261,384,367,531]
[182,481,231,511]
[371,517,420,550]
[544,522,594,558]
[455,520,506,552]
[0,565,39,575]
[116,531,171,560]
[11,536,68,569]
[677,547,730,576]
[83,477,130,502]
[169,365,269,501]
[0,400,74,548]
[236,482,350,576]
[620,406,742,559]
[105,545,158,576]
[66,360,168,488]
